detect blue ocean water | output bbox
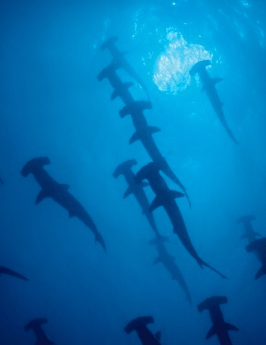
[0,0,266,344]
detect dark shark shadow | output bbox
[0,266,29,281]
[136,162,227,279]
[21,157,106,253]
[150,236,192,302]
[246,237,266,279]
[125,316,161,345]
[25,318,54,345]
[190,60,238,144]
[101,36,150,100]
[236,215,260,244]
[198,296,238,345]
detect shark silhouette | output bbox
[25,318,54,345]
[0,266,29,281]
[98,62,134,104]
[190,60,238,144]
[120,101,191,207]
[113,159,162,237]
[246,237,266,279]
[198,296,238,345]
[236,215,260,243]
[125,316,161,345]
[21,157,106,252]
[150,236,191,302]
[136,162,226,279]
[101,36,150,99]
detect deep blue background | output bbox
[0,0,266,344]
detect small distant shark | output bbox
[246,237,266,279]
[113,159,161,237]
[97,62,134,105]
[236,215,260,243]
[136,162,226,279]
[25,318,54,345]
[198,296,239,345]
[120,101,191,207]
[0,265,29,281]
[125,316,161,345]
[100,36,150,100]
[21,157,106,252]
[150,236,191,302]
[190,60,238,144]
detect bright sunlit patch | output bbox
[153,30,212,94]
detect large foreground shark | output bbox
[25,318,54,345]
[136,162,226,279]
[236,215,260,243]
[0,265,29,281]
[120,101,191,207]
[101,36,150,100]
[190,60,238,144]
[150,236,191,302]
[21,157,106,252]
[125,316,161,345]
[246,237,266,279]
[113,159,161,237]
[198,296,239,345]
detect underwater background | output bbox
[0,0,266,344]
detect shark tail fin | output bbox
[255,265,266,280]
[95,232,107,254]
[206,323,238,339]
[199,259,228,279]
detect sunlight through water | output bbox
[153,30,212,94]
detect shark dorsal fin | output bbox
[123,186,132,199]
[153,257,161,265]
[224,323,239,332]
[129,132,140,144]
[255,265,266,280]
[147,126,161,135]
[35,189,50,205]
[206,325,216,339]
[169,190,185,199]
[149,196,163,212]
[212,77,223,85]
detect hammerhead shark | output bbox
[125,316,161,345]
[113,159,162,237]
[97,62,134,104]
[21,157,106,252]
[120,101,191,207]
[136,162,226,279]
[246,237,266,279]
[150,236,191,302]
[198,296,239,345]
[190,60,238,144]
[0,265,29,281]
[25,318,54,345]
[236,215,260,243]
[100,36,150,99]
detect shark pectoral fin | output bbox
[149,196,163,212]
[155,331,161,341]
[60,184,70,191]
[35,190,49,204]
[206,326,216,339]
[212,77,223,85]
[255,265,266,280]
[169,190,185,199]
[129,132,140,144]
[141,181,149,188]
[123,187,132,198]
[224,323,239,332]
[153,257,161,265]
[148,126,161,135]
[119,105,129,118]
